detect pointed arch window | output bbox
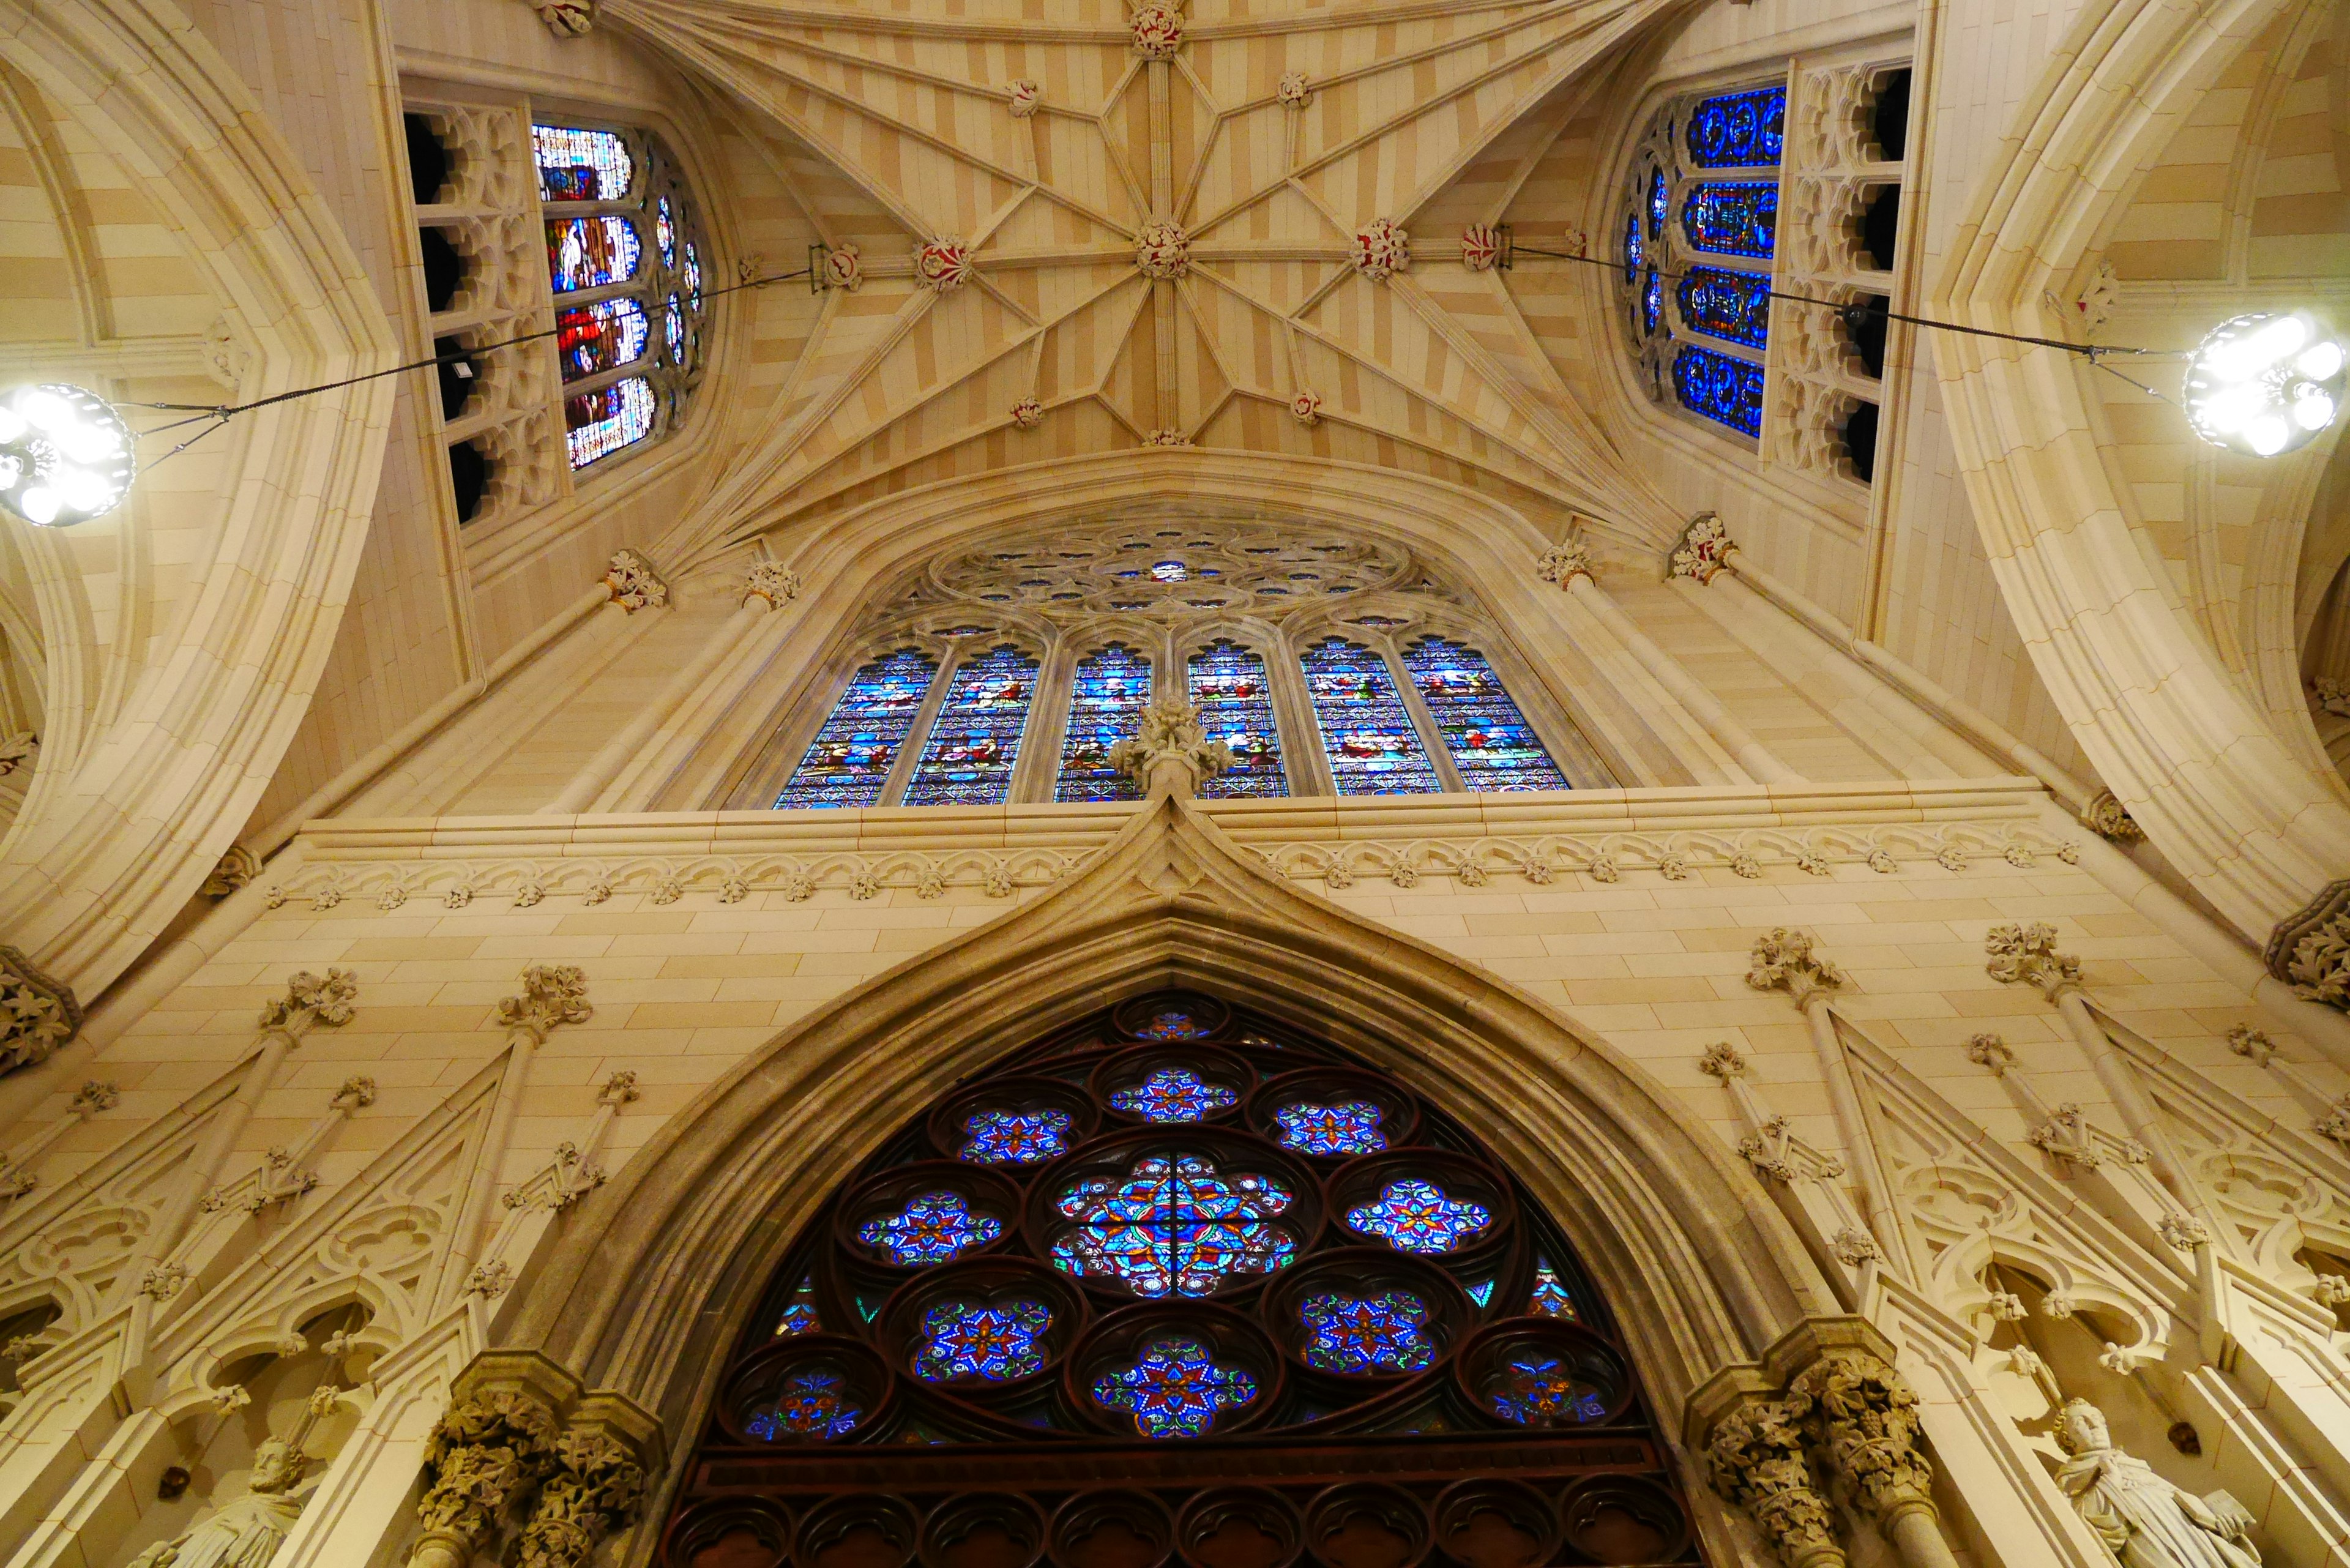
[1187,640,1286,799]
[1056,644,1152,803]
[905,644,1040,807]
[1300,638,1441,796]
[776,648,938,810]
[1401,638,1569,792]
[666,991,1687,1564]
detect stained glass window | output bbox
[1646,167,1667,237]
[1110,1067,1237,1123]
[1641,267,1662,337]
[1621,213,1642,283]
[1051,1154,1297,1296]
[1056,646,1151,803]
[1488,1356,1610,1427]
[1275,1100,1386,1157]
[1092,1337,1256,1438]
[1466,1279,1496,1307]
[857,1190,1002,1267]
[534,125,635,202]
[547,214,643,291]
[1530,1261,1578,1320]
[775,1277,821,1337]
[1136,1009,1207,1039]
[747,1370,862,1441]
[1672,345,1766,437]
[905,645,1038,807]
[1188,643,1286,799]
[959,1109,1073,1166]
[1299,1291,1436,1375]
[684,241,703,307]
[913,1299,1053,1382]
[656,193,678,266]
[1677,266,1770,349]
[1345,1178,1492,1255]
[1685,86,1786,168]
[777,649,938,810]
[1680,182,1777,258]
[556,297,650,382]
[563,378,657,469]
[1301,640,1441,796]
[1152,561,1188,582]
[663,293,689,363]
[1400,639,1567,793]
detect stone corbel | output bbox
[602,551,668,613]
[410,1353,576,1568]
[1686,1362,1846,1568]
[1777,1328,1958,1568]
[0,943,81,1073]
[1108,699,1233,799]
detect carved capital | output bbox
[1537,540,1592,588]
[1698,1041,1747,1080]
[518,1427,646,1568]
[259,969,358,1042]
[496,966,593,1043]
[202,844,261,898]
[0,945,80,1073]
[1108,699,1234,798]
[1747,928,1846,1012]
[1983,922,2081,1001]
[1705,1398,1848,1568]
[415,1386,564,1556]
[603,550,668,613]
[2078,790,2143,843]
[1785,1350,1936,1526]
[744,562,800,608]
[1671,512,1735,583]
[2267,877,2350,1010]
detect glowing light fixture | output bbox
[0,383,135,527]
[2180,312,2345,458]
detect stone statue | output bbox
[128,1438,316,1568]
[2054,1400,2258,1568]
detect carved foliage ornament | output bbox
[1984,922,2081,999]
[1135,218,1191,280]
[1461,223,1504,272]
[745,562,801,607]
[1537,541,1591,587]
[914,239,971,293]
[1747,928,1846,1009]
[524,0,594,35]
[604,551,668,613]
[1289,389,1322,426]
[1011,395,1045,430]
[1007,80,1042,118]
[823,245,864,293]
[1671,513,1734,583]
[496,965,594,1040]
[1353,218,1411,280]
[2079,790,2144,842]
[417,1391,562,1548]
[1277,72,1311,108]
[1706,1399,1844,1568]
[520,1428,646,1568]
[1786,1351,1935,1523]
[260,968,359,1036]
[1131,3,1183,58]
[0,944,80,1072]
[1108,698,1234,788]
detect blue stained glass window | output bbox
[1672,345,1766,437]
[656,193,678,266]
[1056,646,1151,802]
[547,214,643,292]
[534,125,635,202]
[905,645,1039,807]
[563,378,657,469]
[1641,267,1662,337]
[775,1302,819,1335]
[1092,1337,1256,1438]
[1465,1279,1495,1307]
[777,649,938,810]
[1051,1154,1297,1296]
[1136,1010,1207,1039]
[1621,213,1643,283]
[1488,1356,1610,1427]
[1678,266,1772,348]
[1685,86,1786,168]
[1680,182,1777,258]
[1345,1178,1492,1255]
[747,1369,862,1440]
[1152,561,1188,583]
[1299,1290,1436,1375]
[1189,643,1286,799]
[1110,1067,1237,1123]
[1530,1261,1578,1320]
[1646,166,1668,238]
[913,1299,1053,1382]
[1402,639,1568,793]
[1301,640,1441,796]
[960,1109,1073,1166]
[857,1190,1002,1267]
[1275,1100,1386,1157]
[556,297,650,382]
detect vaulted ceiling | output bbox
[612,0,1688,569]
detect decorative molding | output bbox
[1746,928,1846,1011]
[1007,80,1042,118]
[2266,876,2350,1009]
[1352,218,1410,280]
[1984,921,2082,1000]
[1460,223,1504,272]
[744,562,801,607]
[914,238,971,293]
[2079,790,2144,842]
[1144,428,1192,446]
[1131,2,1183,56]
[1669,513,1734,583]
[0,944,80,1073]
[1135,218,1190,280]
[822,245,864,292]
[1277,72,1310,108]
[603,551,669,613]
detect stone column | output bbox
[1110,698,1233,799]
[1698,1389,1848,1568]
[1785,1348,1958,1568]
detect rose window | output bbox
[1345,1177,1494,1254]
[1092,1335,1258,1437]
[1050,1154,1298,1296]
[858,1190,1003,1266]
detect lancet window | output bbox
[759,516,1610,808]
[663,991,1692,1568]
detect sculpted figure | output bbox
[2055,1400,2258,1568]
[129,1439,316,1568]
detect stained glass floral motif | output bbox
[1110,1067,1237,1123]
[1051,1154,1297,1296]
[534,125,635,202]
[1301,640,1441,796]
[556,297,649,382]
[1680,182,1777,258]
[1672,345,1766,438]
[905,645,1039,807]
[1345,1178,1492,1255]
[656,193,678,266]
[1057,646,1151,802]
[1677,267,1771,349]
[1402,640,1567,793]
[1529,1261,1578,1320]
[1488,1356,1610,1427]
[858,1190,1002,1267]
[1092,1336,1256,1438]
[777,649,939,810]
[563,378,657,469]
[1299,1291,1436,1375]
[913,1299,1053,1383]
[1621,212,1643,283]
[1136,1010,1207,1039]
[1275,1100,1386,1157]
[959,1109,1073,1166]
[547,214,642,292]
[775,1275,821,1337]
[1646,166,1668,237]
[1188,642,1286,799]
[747,1370,862,1440]
[1685,86,1786,168]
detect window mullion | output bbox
[1015,639,1075,805]
[879,650,961,808]
[1270,633,1335,798]
[1386,643,1468,793]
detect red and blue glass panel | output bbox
[857,1190,1002,1267]
[546,214,642,292]
[1401,639,1567,793]
[1111,1067,1237,1123]
[1646,166,1667,237]
[1677,266,1771,349]
[1274,1100,1386,1156]
[913,1299,1053,1383]
[958,1109,1073,1166]
[1489,1355,1611,1427]
[1672,345,1766,436]
[1092,1336,1256,1438]
[533,125,634,202]
[747,1370,863,1440]
[556,297,649,382]
[1530,1260,1578,1319]
[1051,1154,1296,1297]
[1684,85,1786,168]
[1680,181,1777,258]
[905,645,1039,807]
[777,648,938,810]
[1299,1290,1435,1375]
[1188,642,1286,799]
[1301,640,1441,796]
[1056,645,1151,802]
[562,377,656,469]
[1345,1178,1491,1255]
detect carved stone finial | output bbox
[2079,790,2144,842]
[1786,1351,1937,1528]
[1671,513,1735,583]
[73,1079,119,1115]
[0,946,79,1073]
[496,966,593,1042]
[1538,540,1592,588]
[914,238,972,293]
[518,1428,647,1568]
[1698,1042,1747,1080]
[2158,1212,2210,1251]
[1984,922,2081,999]
[599,1070,641,1107]
[202,844,262,898]
[1135,218,1191,280]
[522,0,593,35]
[1966,1032,2014,1073]
[744,562,800,608]
[603,551,668,613]
[1746,928,1846,1011]
[259,969,359,1040]
[333,1076,378,1111]
[1277,71,1311,109]
[1705,1399,1848,1568]
[1108,700,1234,798]
[413,1389,563,1566]
[2226,1025,2274,1067]
[1352,218,1410,281]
